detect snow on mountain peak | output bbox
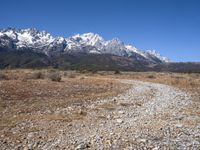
[125,45,147,57]
[72,32,105,47]
[0,28,170,63]
[146,50,170,62]
[110,38,123,43]
[125,45,138,53]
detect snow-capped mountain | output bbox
[0,28,170,63]
[145,50,170,63]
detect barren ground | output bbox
[0,70,199,149]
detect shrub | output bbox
[0,73,9,80]
[68,73,76,78]
[91,69,98,74]
[79,69,88,74]
[48,68,57,73]
[32,72,45,79]
[63,71,68,76]
[147,75,155,79]
[114,70,121,74]
[49,72,62,82]
[87,69,98,74]
[98,72,105,76]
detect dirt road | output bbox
[1,80,200,150]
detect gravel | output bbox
[0,80,199,149]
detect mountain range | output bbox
[0,28,169,62]
[0,28,199,72]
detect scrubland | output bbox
[0,69,199,149]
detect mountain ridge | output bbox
[0,28,170,63]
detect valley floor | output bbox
[0,70,200,149]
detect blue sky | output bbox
[0,0,199,62]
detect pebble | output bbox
[175,124,183,128]
[76,142,89,150]
[137,138,147,143]
[116,119,123,124]
[118,111,125,114]
[1,80,197,150]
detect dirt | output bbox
[0,70,200,149]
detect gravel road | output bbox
[1,80,200,150]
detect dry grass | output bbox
[0,69,129,129]
[67,73,76,78]
[97,71,200,93]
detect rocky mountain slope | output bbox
[0,28,169,63]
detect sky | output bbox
[0,0,200,62]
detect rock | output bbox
[27,132,34,139]
[76,142,89,149]
[152,146,159,150]
[118,111,125,114]
[68,123,72,127]
[175,124,183,128]
[24,146,29,150]
[137,138,147,143]
[116,119,123,124]
[110,132,114,135]
[28,143,33,149]
[100,123,104,126]
[105,139,112,146]
[81,124,85,128]
[107,115,111,119]
[46,110,52,113]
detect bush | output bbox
[79,69,88,74]
[32,72,45,79]
[68,73,76,78]
[114,70,121,74]
[49,72,62,82]
[0,73,9,80]
[147,75,155,79]
[63,71,68,76]
[91,69,98,74]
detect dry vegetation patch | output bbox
[1,69,199,149]
[0,69,129,129]
[97,71,200,94]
